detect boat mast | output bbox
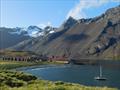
[100,65,102,77]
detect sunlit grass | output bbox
[0,60,65,70]
[0,60,119,90]
[0,71,118,90]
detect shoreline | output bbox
[0,70,118,90]
[0,60,119,90]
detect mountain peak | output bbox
[1,5,120,60]
[104,5,120,24]
[44,26,52,30]
[62,16,78,30]
[27,26,42,31]
[105,5,120,15]
[66,16,77,23]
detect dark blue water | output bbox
[19,64,120,89]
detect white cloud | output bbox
[66,0,110,19]
[37,21,52,29]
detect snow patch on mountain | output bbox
[9,25,57,38]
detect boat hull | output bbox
[94,76,107,81]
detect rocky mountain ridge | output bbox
[0,25,57,49]
[1,5,120,60]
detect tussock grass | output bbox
[0,61,118,90]
[0,71,118,90]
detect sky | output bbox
[0,0,120,28]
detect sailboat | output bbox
[94,65,107,80]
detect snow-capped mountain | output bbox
[0,25,57,49]
[27,25,57,37]
[26,26,43,37]
[0,27,31,49]
[43,26,57,35]
[9,25,57,38]
[10,5,120,60]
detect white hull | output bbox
[94,76,107,80]
[94,65,107,81]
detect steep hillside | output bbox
[9,5,120,60]
[0,27,31,49]
[0,25,57,49]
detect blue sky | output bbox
[0,0,119,28]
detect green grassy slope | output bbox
[0,71,118,90]
[0,61,118,90]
